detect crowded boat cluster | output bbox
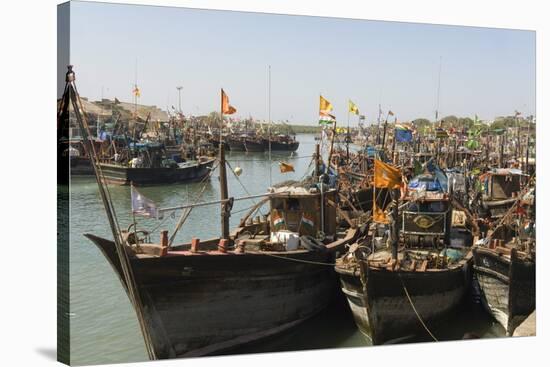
[58,66,535,360]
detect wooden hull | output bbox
[97,159,215,185]
[244,140,265,152]
[335,259,472,344]
[70,156,95,176]
[85,232,355,358]
[472,247,535,335]
[482,198,517,219]
[228,139,246,152]
[269,141,300,151]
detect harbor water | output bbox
[67,134,505,365]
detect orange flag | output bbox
[374,159,402,189]
[373,204,389,224]
[221,89,237,114]
[279,162,295,173]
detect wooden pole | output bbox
[220,95,230,240]
[328,120,337,169]
[391,130,396,164]
[500,132,506,167]
[314,143,320,178]
[391,189,399,260]
[523,123,531,175]
[381,117,388,151]
[66,66,157,360]
[346,108,350,163]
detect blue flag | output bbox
[395,127,413,143]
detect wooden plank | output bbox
[419,260,428,272]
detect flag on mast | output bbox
[319,95,336,125]
[374,159,402,189]
[132,85,141,98]
[221,89,237,114]
[131,185,160,218]
[279,161,295,173]
[348,100,359,115]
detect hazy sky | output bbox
[68,1,535,125]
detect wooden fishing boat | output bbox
[227,135,246,151]
[472,245,535,336]
[472,188,536,335]
[98,158,215,185]
[244,137,265,152]
[96,141,215,185]
[268,134,300,151]
[335,171,474,344]
[85,182,359,358]
[474,168,526,219]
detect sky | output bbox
[66,1,536,125]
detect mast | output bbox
[376,103,382,145]
[391,117,397,164]
[346,103,350,163]
[381,112,389,150]
[62,66,157,359]
[268,65,272,186]
[220,90,229,239]
[435,56,442,125]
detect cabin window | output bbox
[287,198,301,211]
[491,175,521,199]
[408,201,447,213]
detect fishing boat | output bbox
[243,136,265,152]
[227,135,246,151]
[85,171,359,358]
[62,66,361,359]
[472,186,536,335]
[473,168,527,219]
[97,142,215,185]
[268,134,300,151]
[335,166,474,344]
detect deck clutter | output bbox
[59,66,536,360]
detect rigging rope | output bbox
[398,274,439,342]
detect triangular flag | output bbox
[320,95,333,113]
[348,100,359,115]
[221,89,237,114]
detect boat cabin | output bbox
[481,169,524,201]
[401,174,451,247]
[268,185,337,244]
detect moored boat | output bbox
[472,185,536,335]
[98,158,215,185]
[85,179,359,358]
[335,166,475,344]
[268,134,300,151]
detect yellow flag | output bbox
[133,85,141,97]
[320,95,333,112]
[374,159,402,189]
[348,100,359,115]
[279,161,295,173]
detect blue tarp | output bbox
[408,174,443,191]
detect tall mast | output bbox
[219,90,229,239]
[435,56,442,124]
[268,65,272,187]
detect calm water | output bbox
[67,134,504,365]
